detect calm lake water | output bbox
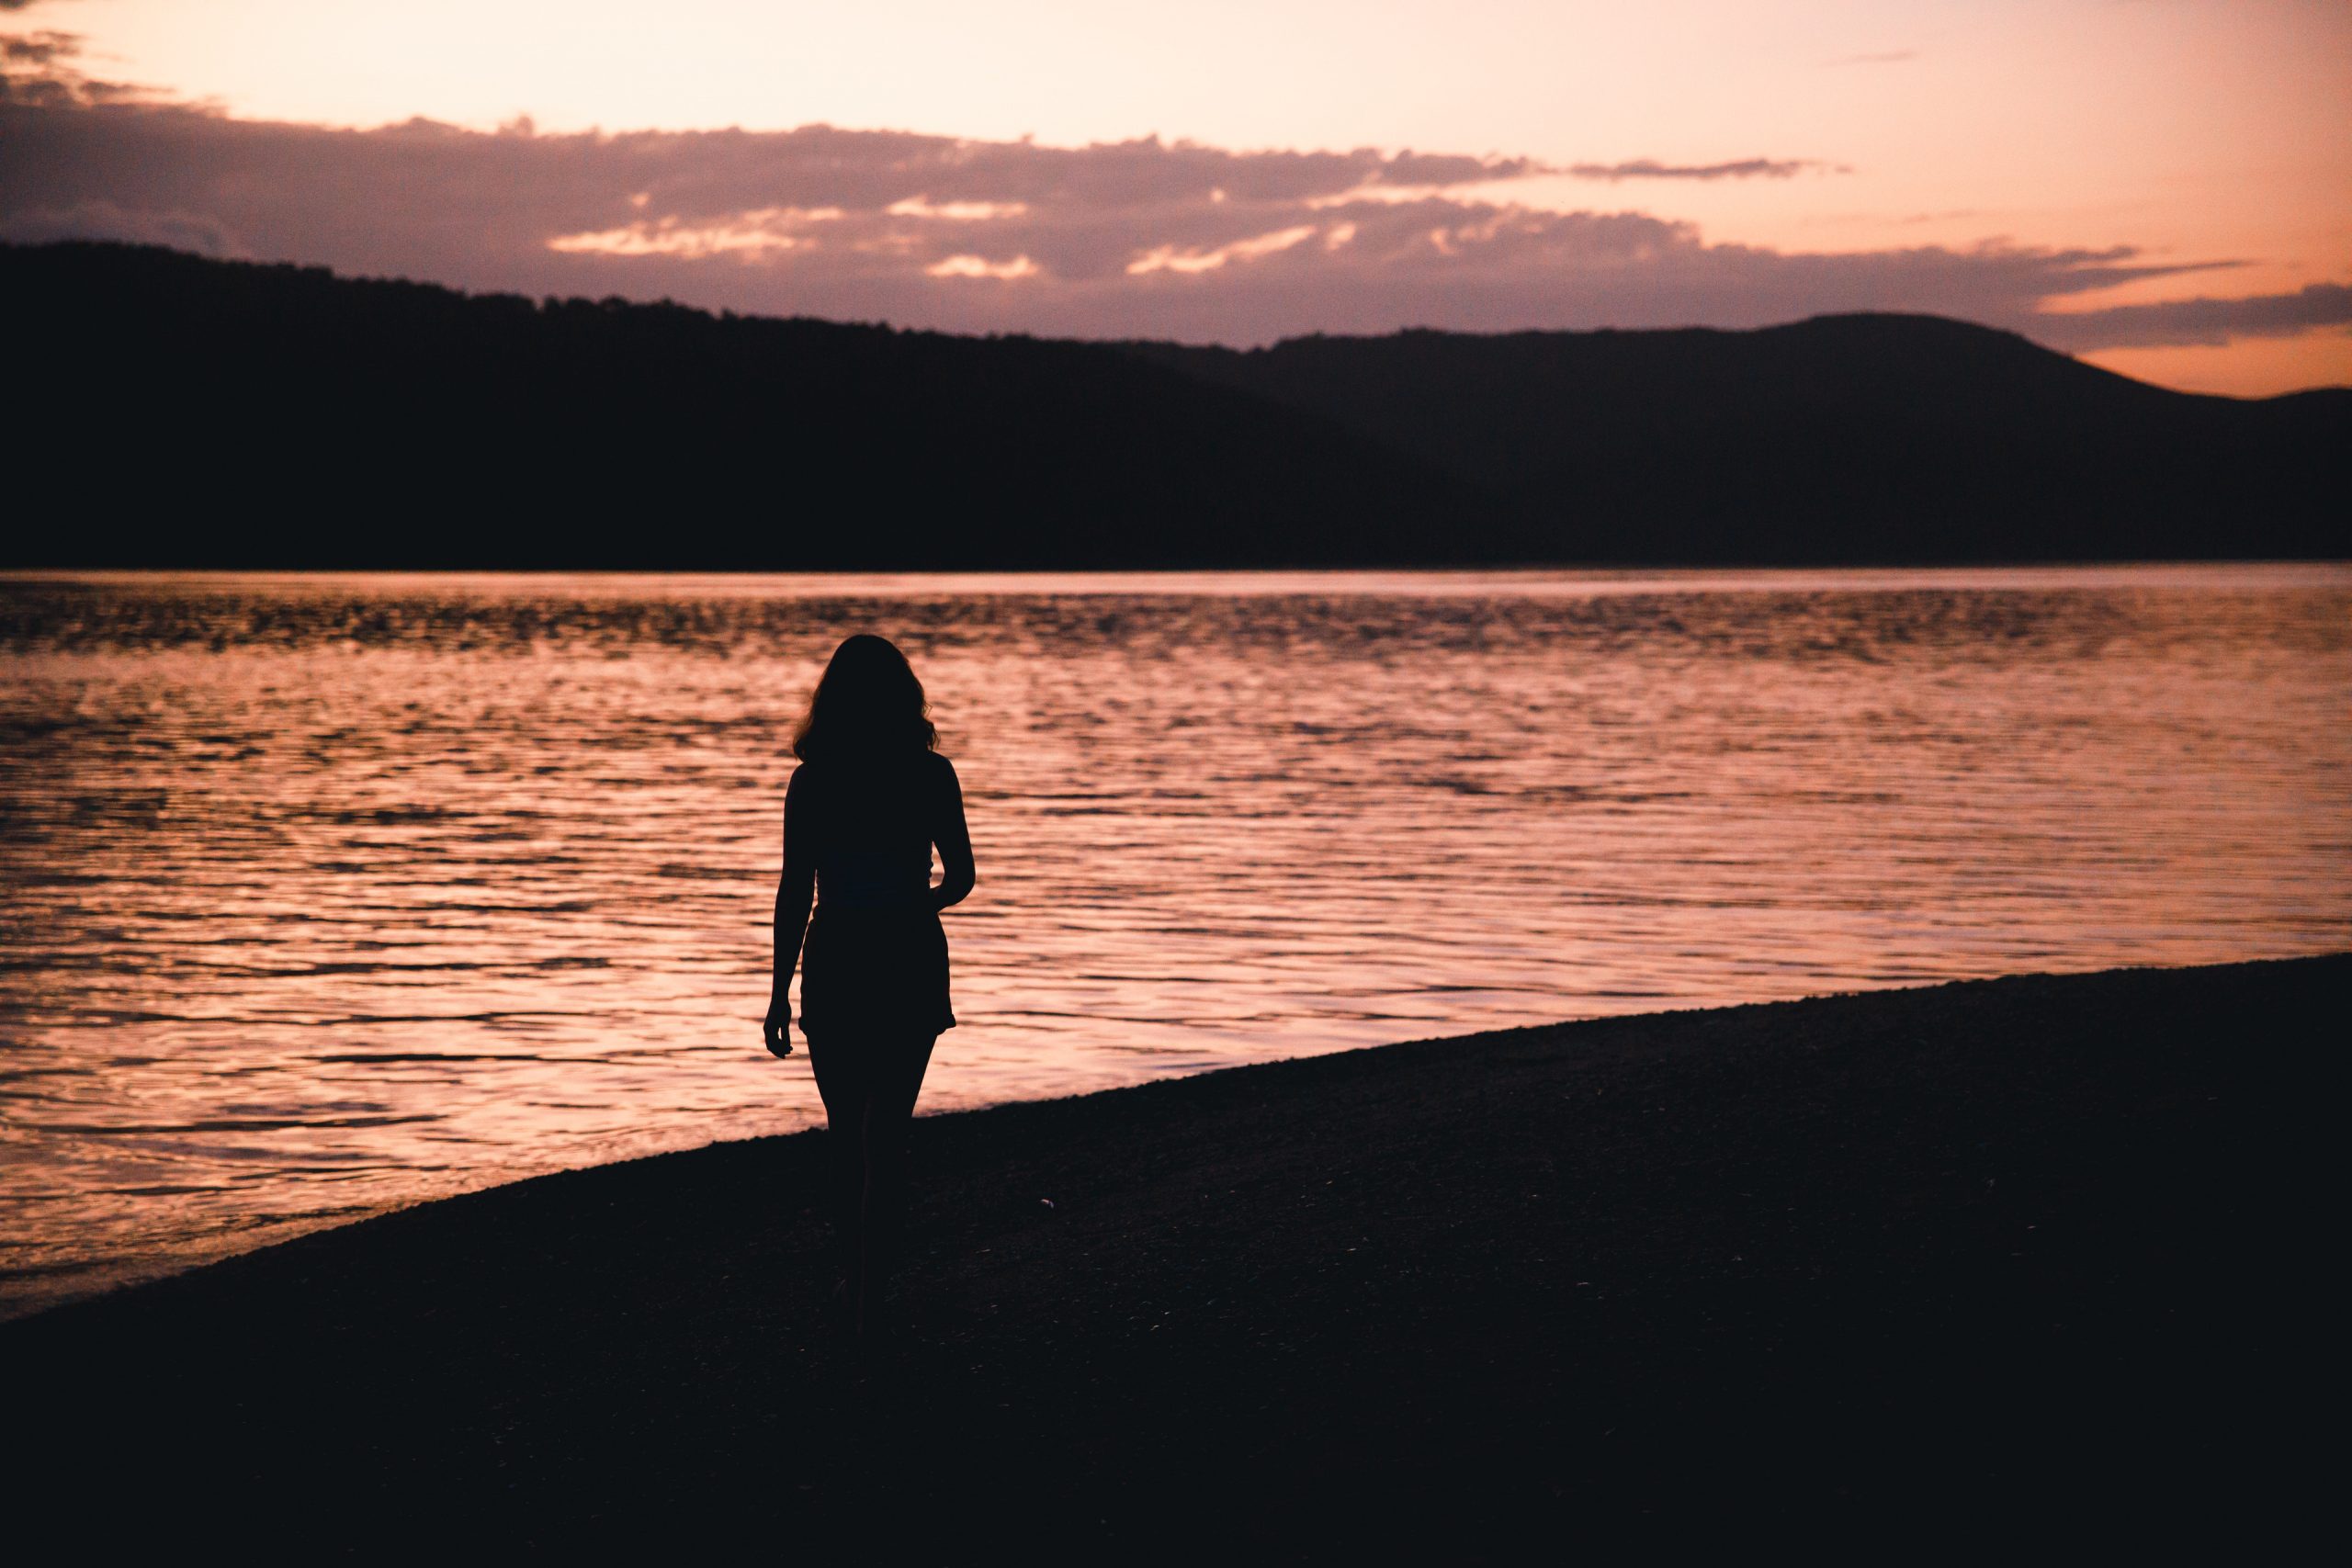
[3,565,2347,1314]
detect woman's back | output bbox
[791,750,952,911]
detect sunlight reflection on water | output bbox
[3,564,2347,1311]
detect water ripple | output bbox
[1,564,2347,1314]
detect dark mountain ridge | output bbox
[5,243,1487,570]
[6,242,2343,568]
[1116,317,2347,562]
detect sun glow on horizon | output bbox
[1125,225,1320,276]
[924,253,1043,280]
[547,207,844,259]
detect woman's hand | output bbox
[763,996,794,1058]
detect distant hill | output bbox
[2,243,1487,570]
[5,242,2343,568]
[1116,319,2349,563]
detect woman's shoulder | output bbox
[792,751,947,791]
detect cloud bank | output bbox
[1,36,2333,356]
[1565,158,1832,182]
[2030,283,2352,351]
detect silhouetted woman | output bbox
[763,635,974,1336]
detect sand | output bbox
[8,954,2337,1552]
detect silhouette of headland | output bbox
[5,240,2344,568]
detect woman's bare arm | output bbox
[765,768,816,1055]
[930,757,976,913]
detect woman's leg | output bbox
[803,1033,874,1280]
[856,1032,939,1288]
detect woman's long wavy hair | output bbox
[793,634,937,762]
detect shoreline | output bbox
[12,943,2345,1325]
[10,953,2340,1546]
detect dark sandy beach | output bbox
[9,954,2337,1552]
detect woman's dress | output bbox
[793,750,956,1041]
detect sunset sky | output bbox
[4,0,2346,394]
